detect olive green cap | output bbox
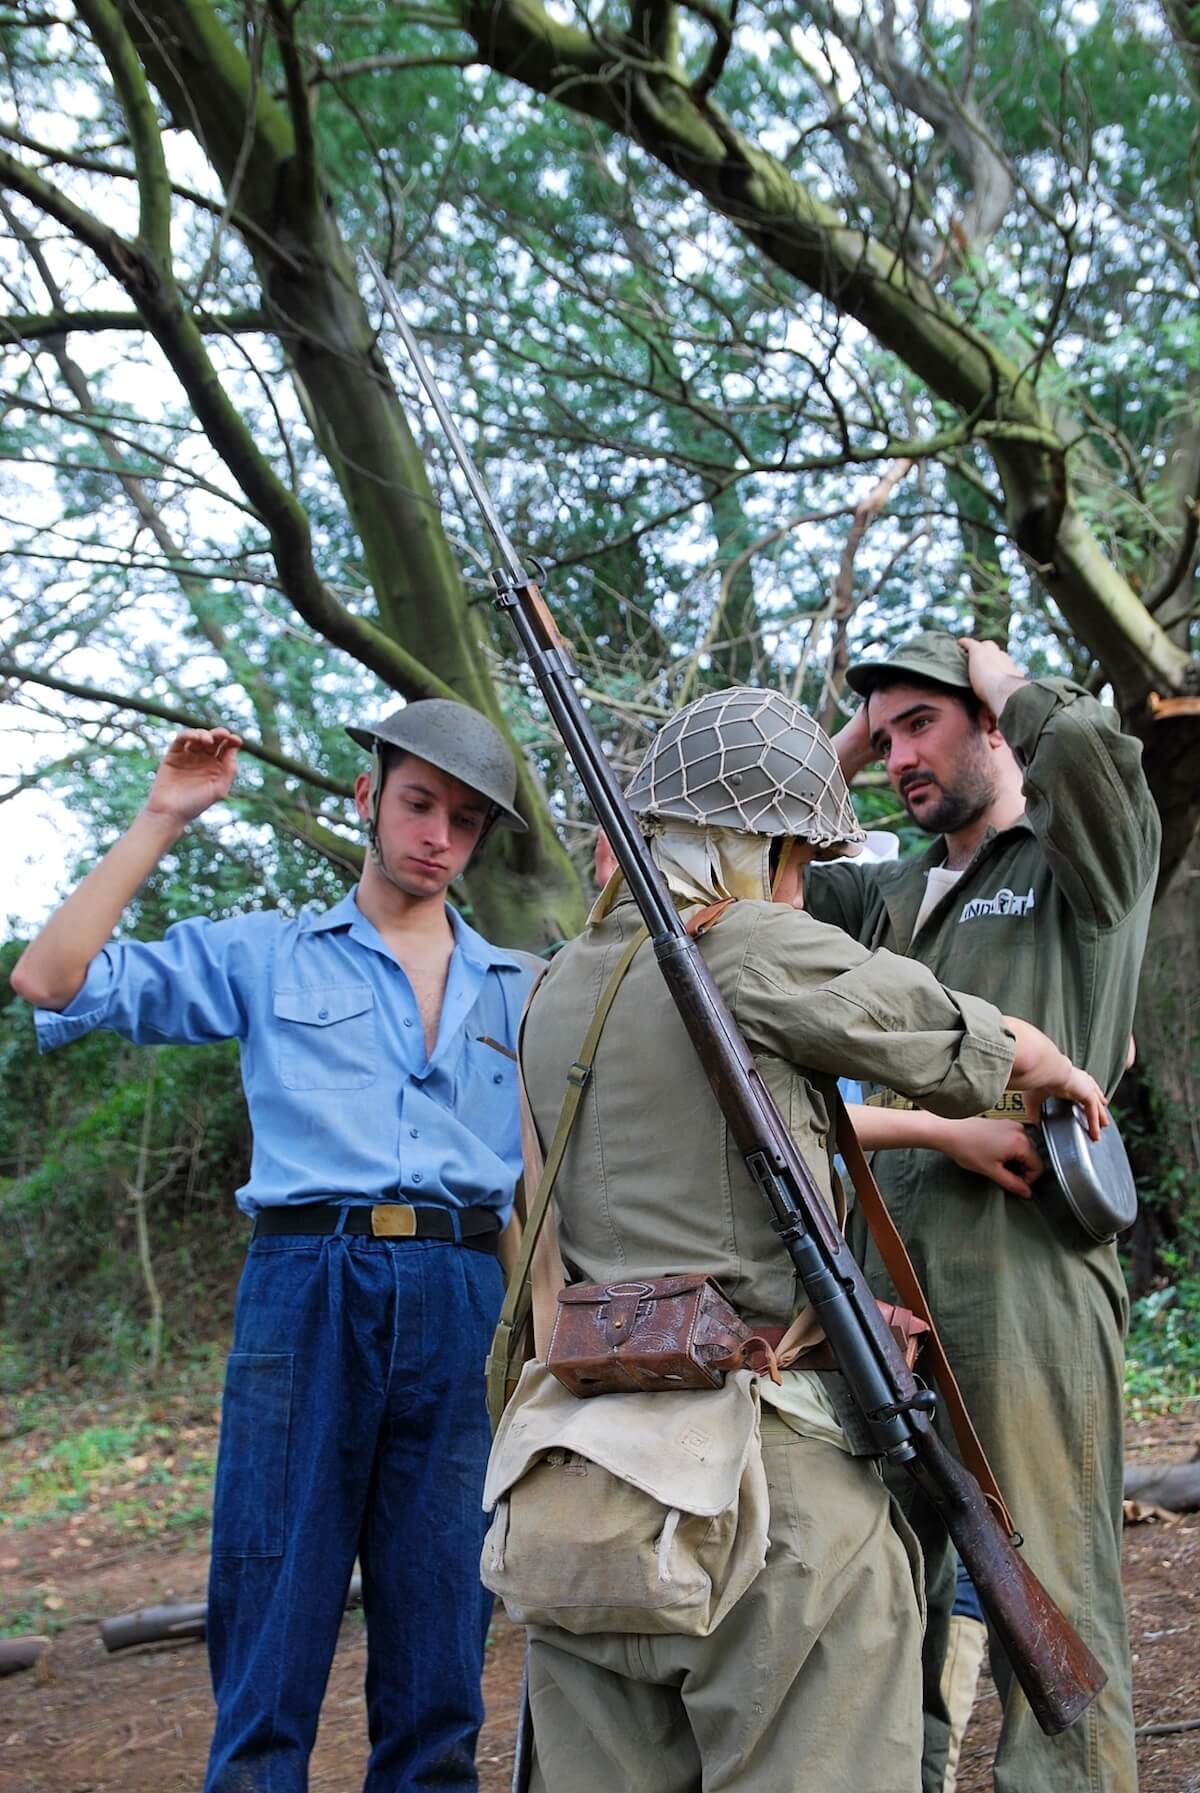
[845,630,971,698]
[347,699,526,833]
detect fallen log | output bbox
[100,1573,363,1653]
[1123,1461,1200,1513]
[0,1635,51,1677]
[100,1601,206,1652]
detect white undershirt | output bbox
[913,864,964,937]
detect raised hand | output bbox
[144,728,243,826]
[832,700,875,779]
[11,724,246,1013]
[961,638,1025,721]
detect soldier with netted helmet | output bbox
[12,699,539,1793]
[515,685,1105,1793]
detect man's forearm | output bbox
[10,809,185,1010]
[831,704,874,781]
[848,1103,956,1155]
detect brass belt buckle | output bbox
[864,1088,913,1112]
[371,1204,417,1238]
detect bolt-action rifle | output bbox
[366,252,1106,1740]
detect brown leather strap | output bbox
[756,1303,928,1372]
[835,1099,1016,1535]
[681,898,1015,1532]
[686,899,736,937]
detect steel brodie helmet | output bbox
[625,687,864,851]
[346,699,527,835]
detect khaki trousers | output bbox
[526,1416,923,1793]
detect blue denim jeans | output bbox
[204,1232,504,1792]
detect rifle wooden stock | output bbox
[367,258,1108,1739]
[911,1427,1106,1734]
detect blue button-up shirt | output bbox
[35,890,537,1219]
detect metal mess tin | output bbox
[1038,1098,1138,1243]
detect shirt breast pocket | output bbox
[273,985,378,1090]
[456,1034,517,1114]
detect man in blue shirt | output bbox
[12,701,538,1793]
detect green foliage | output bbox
[0,948,249,1372]
[1125,1270,1200,1417]
[0,1352,223,1573]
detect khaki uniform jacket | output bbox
[520,893,1014,1329]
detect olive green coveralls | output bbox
[520,890,1018,1793]
[808,679,1159,1793]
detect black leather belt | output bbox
[252,1202,501,1255]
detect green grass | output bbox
[0,1351,222,1540]
[0,1603,68,1639]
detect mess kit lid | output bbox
[1039,1099,1138,1243]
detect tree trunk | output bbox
[460,0,1200,884]
[116,0,582,947]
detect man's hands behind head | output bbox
[832,700,875,780]
[961,639,1024,722]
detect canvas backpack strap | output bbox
[834,1097,1017,1536]
[486,925,649,1430]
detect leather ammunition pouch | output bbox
[547,1272,778,1396]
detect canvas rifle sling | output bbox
[486,925,648,1429]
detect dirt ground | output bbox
[2,1403,1197,1793]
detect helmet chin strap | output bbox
[365,744,385,864]
[365,744,410,893]
[363,742,496,892]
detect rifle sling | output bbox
[834,1098,1016,1537]
[699,902,1015,1534]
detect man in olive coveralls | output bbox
[809,633,1158,1793]
[518,686,1108,1793]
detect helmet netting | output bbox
[626,688,863,848]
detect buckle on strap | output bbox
[371,1204,418,1238]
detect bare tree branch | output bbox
[0,658,355,799]
[0,306,267,341]
[0,146,455,705]
[821,457,915,728]
[304,51,478,85]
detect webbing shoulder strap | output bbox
[834,1098,1016,1536]
[485,925,648,1429]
